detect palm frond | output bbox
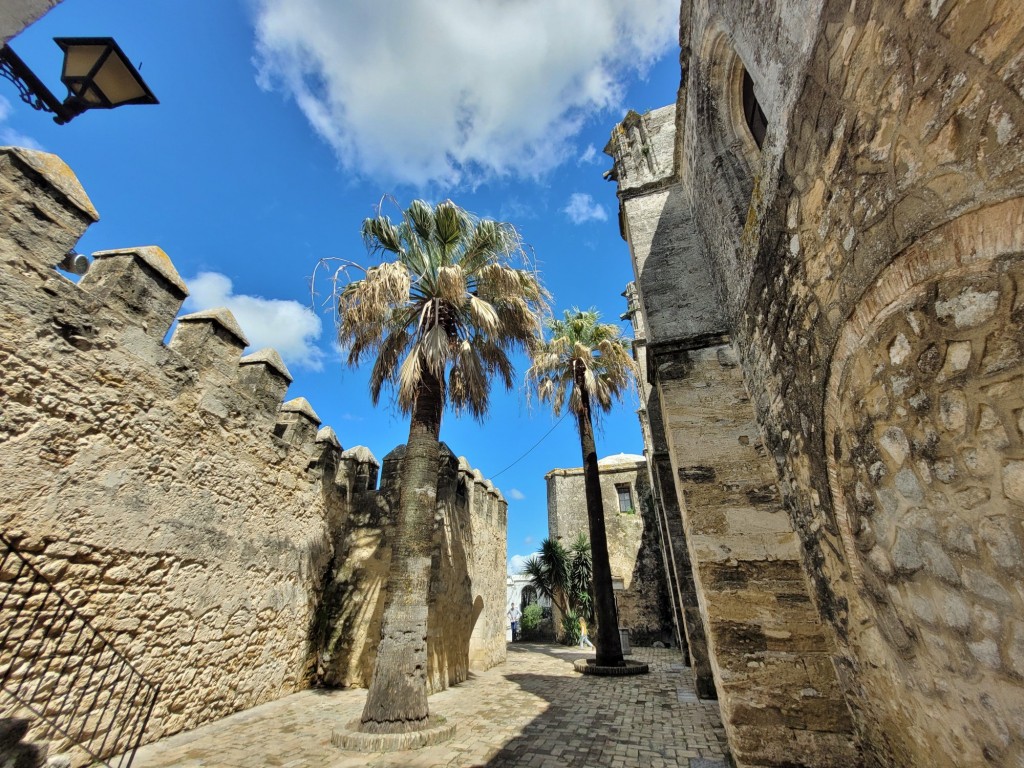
[334,199,546,416]
[405,200,435,244]
[525,307,636,424]
[361,216,402,255]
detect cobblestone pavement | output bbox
[132,644,730,768]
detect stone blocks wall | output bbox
[0,147,507,760]
[0,149,339,754]
[716,2,1024,764]
[654,345,856,766]
[611,0,1024,765]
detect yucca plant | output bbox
[523,537,571,615]
[523,535,595,645]
[527,308,637,666]
[329,199,547,733]
[567,532,594,622]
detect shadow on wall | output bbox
[426,446,476,691]
[312,490,390,689]
[625,487,675,647]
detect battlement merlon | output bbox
[340,445,380,493]
[169,307,249,380]
[239,348,292,413]
[0,147,99,268]
[80,247,189,340]
[276,396,321,446]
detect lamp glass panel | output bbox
[62,45,107,79]
[81,85,104,105]
[92,52,147,105]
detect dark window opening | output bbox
[742,69,767,149]
[616,484,634,513]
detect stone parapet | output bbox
[275,396,321,446]
[0,147,97,273]
[315,444,507,691]
[239,348,292,414]
[0,146,507,763]
[81,247,188,340]
[169,308,249,380]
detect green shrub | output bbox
[521,603,543,632]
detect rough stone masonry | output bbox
[610,1,1024,766]
[0,146,508,763]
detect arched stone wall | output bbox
[824,199,1024,766]
[697,28,764,173]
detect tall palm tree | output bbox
[527,308,637,666]
[333,199,547,734]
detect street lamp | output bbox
[0,37,157,125]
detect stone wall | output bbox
[0,0,62,44]
[0,147,507,761]
[546,456,674,645]
[609,0,1024,766]
[316,447,508,691]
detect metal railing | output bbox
[0,533,159,767]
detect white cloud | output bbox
[497,198,535,224]
[0,96,44,151]
[252,0,677,187]
[563,192,607,224]
[508,553,537,575]
[578,144,600,164]
[507,488,526,501]
[183,272,325,371]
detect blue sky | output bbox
[2,0,680,573]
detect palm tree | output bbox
[527,308,637,666]
[332,199,547,734]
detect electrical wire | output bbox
[491,412,570,479]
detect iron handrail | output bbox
[0,532,159,767]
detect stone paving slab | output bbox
[131,644,730,768]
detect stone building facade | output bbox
[0,147,507,761]
[546,454,674,646]
[609,1,1024,767]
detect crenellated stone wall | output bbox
[609,1,1024,766]
[0,146,507,762]
[315,446,507,692]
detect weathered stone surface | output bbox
[650,344,857,767]
[546,454,674,646]
[0,148,507,763]
[609,1,1024,765]
[0,0,63,43]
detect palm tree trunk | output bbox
[576,382,625,666]
[360,366,444,733]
